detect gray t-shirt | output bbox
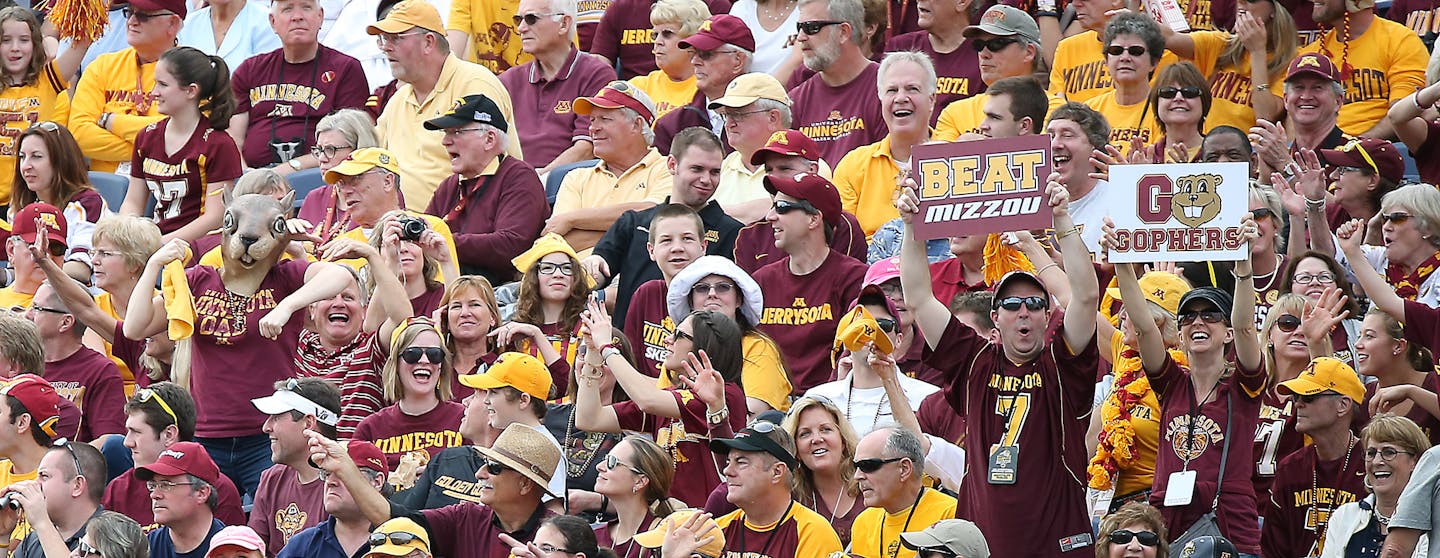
[1391,445,1440,558]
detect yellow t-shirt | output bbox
[376,55,522,212]
[96,292,138,395]
[1102,329,1165,496]
[933,92,1067,141]
[1049,30,1179,103]
[1186,31,1286,133]
[833,136,904,239]
[68,48,165,172]
[0,61,70,202]
[447,0,532,74]
[1298,18,1428,135]
[628,71,698,120]
[0,460,37,546]
[0,287,34,311]
[553,148,673,214]
[1084,91,1164,157]
[850,488,959,558]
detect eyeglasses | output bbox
[1177,310,1226,326]
[853,456,904,473]
[537,262,575,276]
[1292,272,1336,285]
[878,282,901,297]
[605,453,644,475]
[28,121,59,132]
[136,388,179,427]
[376,30,426,47]
[512,12,561,26]
[538,543,577,555]
[970,37,1019,52]
[875,317,897,333]
[1105,45,1147,57]
[310,144,353,159]
[145,479,197,493]
[1366,447,1414,462]
[694,49,740,60]
[1251,207,1275,221]
[691,282,736,297]
[122,7,175,20]
[479,457,513,476]
[994,296,1048,311]
[796,20,844,35]
[370,531,425,547]
[29,304,67,315]
[1275,314,1301,333]
[399,346,444,364]
[443,127,489,138]
[76,540,101,557]
[91,249,122,261]
[1382,212,1414,225]
[1107,529,1160,547]
[656,28,679,40]
[1157,86,1203,99]
[53,438,82,481]
[720,109,768,122]
[773,199,817,215]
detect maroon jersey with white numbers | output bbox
[130,119,243,234]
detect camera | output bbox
[0,494,21,510]
[397,215,428,243]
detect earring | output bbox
[632,486,639,494]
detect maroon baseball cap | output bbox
[1320,137,1405,184]
[573,81,657,125]
[125,0,187,18]
[750,130,822,166]
[12,203,67,248]
[347,440,387,473]
[0,375,61,440]
[764,172,843,227]
[679,14,756,53]
[135,441,223,487]
[1286,52,1340,83]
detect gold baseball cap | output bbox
[633,510,726,557]
[323,147,401,184]
[458,352,553,400]
[1278,356,1366,404]
[367,0,444,35]
[708,72,791,109]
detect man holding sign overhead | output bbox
[896,169,1100,556]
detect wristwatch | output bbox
[288,158,304,171]
[600,346,622,362]
[706,407,729,426]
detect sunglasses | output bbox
[370,531,425,547]
[1177,310,1226,326]
[1275,314,1301,333]
[512,12,560,26]
[136,388,179,426]
[994,296,1048,311]
[606,453,644,474]
[76,540,101,557]
[1382,212,1413,225]
[122,7,175,20]
[28,121,59,133]
[1108,529,1160,547]
[875,317,897,333]
[53,438,82,480]
[970,37,1019,52]
[1157,86,1203,99]
[671,329,695,344]
[399,346,444,364]
[479,457,513,476]
[854,456,904,473]
[694,49,740,60]
[1251,207,1275,221]
[796,19,844,35]
[691,282,736,296]
[773,199,817,215]
[1296,392,1342,404]
[1105,45,1147,57]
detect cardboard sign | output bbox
[910,135,1053,239]
[1106,162,1250,263]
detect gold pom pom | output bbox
[47,0,110,43]
[982,234,1034,285]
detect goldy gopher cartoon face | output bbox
[1171,173,1223,227]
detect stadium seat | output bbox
[287,167,326,209]
[88,171,130,211]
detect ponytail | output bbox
[158,47,236,130]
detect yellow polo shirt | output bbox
[376,55,522,212]
[553,148,673,214]
[715,151,832,211]
[1297,18,1427,135]
[833,136,908,239]
[1085,91,1164,157]
[628,71,698,120]
[850,488,959,558]
[934,92,1066,141]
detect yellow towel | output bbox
[161,248,196,341]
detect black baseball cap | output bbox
[710,424,797,468]
[423,94,509,133]
[1178,286,1234,316]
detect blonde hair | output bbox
[382,321,453,401]
[1097,503,1169,558]
[1217,0,1296,83]
[650,0,710,35]
[1361,413,1431,458]
[781,397,860,503]
[232,169,291,197]
[1261,293,1308,385]
[92,215,163,276]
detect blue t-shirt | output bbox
[148,518,225,558]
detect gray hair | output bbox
[751,98,793,127]
[477,122,511,153]
[1102,11,1165,65]
[883,427,925,471]
[315,108,381,150]
[878,50,938,96]
[724,43,755,72]
[547,0,579,40]
[86,512,147,558]
[620,108,657,145]
[800,0,865,44]
[1381,183,1440,247]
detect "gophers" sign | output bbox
[910,135,1053,238]
[1106,162,1250,263]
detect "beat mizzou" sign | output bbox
[911,135,1053,239]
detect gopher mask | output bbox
[221,191,296,271]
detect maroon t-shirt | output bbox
[1359,373,1440,446]
[1147,354,1266,554]
[1404,299,1440,355]
[929,258,989,309]
[1261,443,1368,558]
[353,401,466,471]
[498,48,617,169]
[110,320,163,388]
[102,468,247,528]
[412,285,445,320]
[1253,389,1305,511]
[44,347,127,441]
[731,214,868,275]
[753,250,867,393]
[1387,0,1440,39]
[915,389,964,445]
[187,258,309,437]
[1409,121,1440,185]
[612,383,746,507]
[419,503,556,558]
[788,62,889,165]
[230,46,370,167]
[593,511,656,558]
[883,32,985,121]
[623,279,673,377]
[130,120,244,235]
[924,313,1097,557]
[589,0,732,79]
[249,464,327,555]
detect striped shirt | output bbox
[294,329,385,437]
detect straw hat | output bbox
[475,423,561,496]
